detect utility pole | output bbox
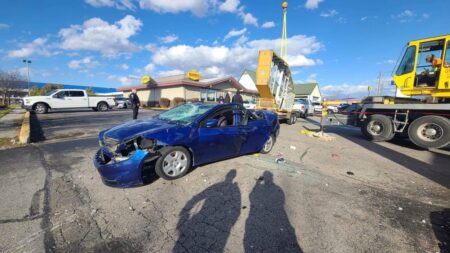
[280,1,288,61]
[22,59,32,95]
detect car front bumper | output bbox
[21,104,32,110]
[93,147,150,188]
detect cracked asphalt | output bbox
[0,109,449,253]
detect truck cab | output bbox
[22,89,116,114]
[393,34,450,99]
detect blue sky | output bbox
[0,0,449,98]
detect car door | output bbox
[195,106,243,164]
[236,108,271,154]
[50,90,69,108]
[68,90,88,108]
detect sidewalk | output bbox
[0,108,25,141]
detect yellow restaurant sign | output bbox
[141,75,151,84]
[186,71,201,81]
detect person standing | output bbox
[232,90,244,105]
[129,89,140,120]
[217,95,225,104]
[224,92,231,103]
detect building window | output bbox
[207,90,216,102]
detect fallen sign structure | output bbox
[256,50,297,124]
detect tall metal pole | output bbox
[23,59,31,95]
[281,1,288,61]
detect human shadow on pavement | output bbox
[430,208,450,253]
[173,169,241,253]
[244,171,302,253]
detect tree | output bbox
[0,70,25,105]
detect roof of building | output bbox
[293,83,319,95]
[118,74,258,94]
[242,69,256,83]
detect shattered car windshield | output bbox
[157,103,215,124]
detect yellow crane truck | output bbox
[350,34,450,149]
[255,50,298,125]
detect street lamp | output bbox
[22,59,32,95]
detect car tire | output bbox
[408,116,450,149]
[155,146,191,180]
[97,102,108,112]
[92,107,98,111]
[123,103,127,109]
[361,114,395,142]
[260,135,275,154]
[287,113,297,125]
[34,103,48,114]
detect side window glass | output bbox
[396,46,416,76]
[55,91,66,98]
[445,41,450,68]
[69,91,84,97]
[416,40,445,75]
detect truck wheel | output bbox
[408,116,450,149]
[34,103,48,114]
[155,146,191,180]
[361,114,395,142]
[97,102,108,112]
[288,114,297,125]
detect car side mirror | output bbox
[206,119,219,128]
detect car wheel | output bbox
[408,116,450,149]
[123,103,127,109]
[34,103,48,114]
[287,113,297,125]
[97,102,108,112]
[92,107,98,111]
[260,135,275,154]
[155,146,191,180]
[361,114,395,142]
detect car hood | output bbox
[24,96,48,100]
[102,117,178,141]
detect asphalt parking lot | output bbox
[1,109,449,253]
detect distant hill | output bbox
[15,81,117,93]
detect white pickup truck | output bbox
[22,89,116,114]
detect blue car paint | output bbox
[93,103,279,188]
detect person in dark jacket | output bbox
[217,95,225,104]
[129,89,140,120]
[224,92,231,103]
[232,90,244,105]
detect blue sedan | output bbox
[94,103,279,187]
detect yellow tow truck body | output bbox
[393,34,450,99]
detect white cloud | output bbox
[321,84,370,98]
[238,10,258,26]
[361,16,367,21]
[224,28,247,40]
[144,43,158,52]
[108,74,140,85]
[397,10,415,18]
[8,37,54,58]
[159,34,179,44]
[151,34,323,78]
[68,57,100,70]
[261,21,275,28]
[422,13,430,19]
[320,9,338,18]
[0,23,9,29]
[219,0,240,13]
[305,0,324,10]
[59,15,142,57]
[156,69,184,77]
[138,0,210,17]
[85,0,135,10]
[144,63,155,73]
[233,35,248,47]
[119,63,129,70]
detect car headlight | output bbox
[24,99,30,104]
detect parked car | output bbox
[115,97,131,109]
[337,104,362,115]
[312,102,322,113]
[94,103,280,187]
[243,100,256,110]
[22,89,116,114]
[293,98,312,118]
[326,105,339,113]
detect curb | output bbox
[19,111,30,144]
